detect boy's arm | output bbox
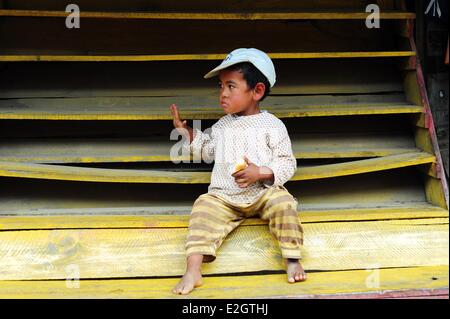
[260,124,297,187]
[258,166,275,185]
[182,125,216,162]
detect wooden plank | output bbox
[0,91,423,120]
[0,9,416,20]
[416,163,439,178]
[0,137,191,164]
[425,177,448,210]
[287,133,417,159]
[404,70,423,106]
[410,34,449,210]
[0,59,405,98]
[0,205,447,230]
[0,266,446,299]
[411,113,428,128]
[0,152,436,183]
[0,108,417,141]
[0,218,447,280]
[415,127,434,153]
[294,152,435,181]
[0,133,418,163]
[0,0,395,12]
[0,167,431,215]
[0,51,416,62]
[0,93,413,113]
[0,18,403,56]
[0,105,423,120]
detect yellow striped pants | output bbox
[186,185,304,262]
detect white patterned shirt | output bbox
[183,110,297,205]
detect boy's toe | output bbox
[181,285,193,295]
[173,285,183,295]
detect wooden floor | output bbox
[0,266,447,299]
[0,208,448,298]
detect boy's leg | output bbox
[258,186,306,283]
[173,254,203,295]
[173,193,243,295]
[185,193,244,262]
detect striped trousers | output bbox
[185,185,304,262]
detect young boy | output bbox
[170,48,306,295]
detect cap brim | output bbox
[203,57,248,79]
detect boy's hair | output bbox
[225,62,271,102]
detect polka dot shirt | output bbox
[184,110,297,205]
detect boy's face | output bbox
[218,69,262,114]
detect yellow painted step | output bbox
[0,51,416,62]
[0,152,436,183]
[294,152,436,181]
[0,266,445,299]
[0,205,447,230]
[0,102,423,120]
[0,167,432,215]
[0,218,447,280]
[0,9,416,20]
[0,133,418,163]
[0,94,412,111]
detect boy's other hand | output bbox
[231,156,261,188]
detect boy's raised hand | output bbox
[170,103,187,130]
[170,104,192,139]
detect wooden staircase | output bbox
[0,0,448,298]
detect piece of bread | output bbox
[233,158,248,173]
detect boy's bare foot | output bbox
[173,270,203,295]
[286,258,307,283]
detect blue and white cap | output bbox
[204,48,276,87]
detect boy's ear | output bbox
[253,82,266,102]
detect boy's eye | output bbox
[218,83,235,89]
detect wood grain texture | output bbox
[0,93,421,120]
[0,266,446,299]
[0,205,447,230]
[0,133,417,163]
[0,0,396,12]
[0,105,423,120]
[425,177,448,209]
[0,51,416,62]
[0,9,416,20]
[0,151,435,183]
[0,167,430,215]
[0,218,447,280]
